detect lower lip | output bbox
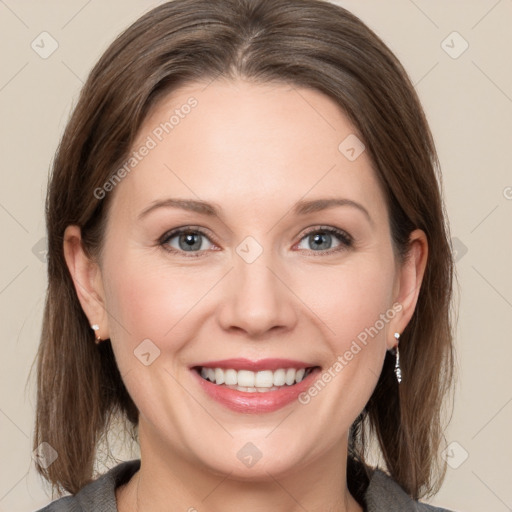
[191,367,321,413]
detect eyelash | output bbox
[159,225,353,258]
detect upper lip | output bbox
[191,358,319,371]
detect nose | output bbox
[217,248,298,338]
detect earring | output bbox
[91,324,102,344]
[393,332,402,384]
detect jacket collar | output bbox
[364,468,450,511]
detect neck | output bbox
[116,423,363,512]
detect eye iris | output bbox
[310,232,331,250]
[179,232,202,251]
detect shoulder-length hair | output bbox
[33,0,455,499]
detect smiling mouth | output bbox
[192,366,320,393]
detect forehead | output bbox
[109,79,387,223]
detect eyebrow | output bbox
[138,197,373,225]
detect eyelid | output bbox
[299,225,352,243]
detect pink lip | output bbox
[190,365,321,414]
[190,358,315,371]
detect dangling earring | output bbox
[393,332,402,384]
[91,324,102,344]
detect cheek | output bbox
[306,262,394,377]
[301,255,396,344]
[297,254,396,406]
[107,265,181,331]
[101,255,217,409]
[105,265,194,337]
[101,248,224,358]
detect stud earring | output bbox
[91,324,102,344]
[393,332,402,384]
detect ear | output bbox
[387,229,428,350]
[63,225,109,340]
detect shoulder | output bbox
[34,459,141,512]
[365,468,456,512]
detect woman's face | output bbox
[70,79,425,479]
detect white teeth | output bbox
[295,368,306,383]
[237,370,255,387]
[255,370,274,388]
[224,368,237,385]
[199,366,313,388]
[201,367,218,382]
[226,385,281,393]
[273,368,286,386]
[214,368,225,385]
[285,368,296,386]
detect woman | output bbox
[33,0,456,510]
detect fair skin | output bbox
[64,79,427,512]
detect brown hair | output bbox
[32,0,455,500]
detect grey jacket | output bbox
[35,459,455,511]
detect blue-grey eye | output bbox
[296,228,351,251]
[164,230,213,252]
